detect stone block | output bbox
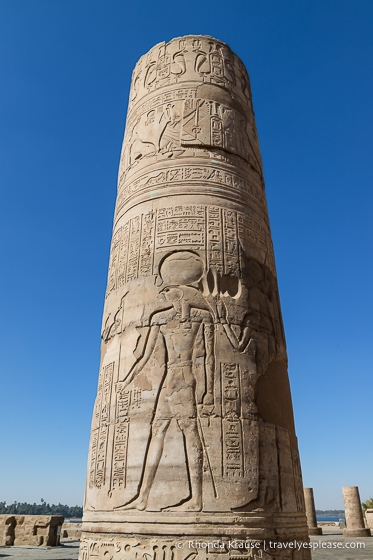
[0,514,64,546]
[62,522,82,538]
[365,509,373,530]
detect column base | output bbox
[343,528,371,537]
[79,532,313,560]
[308,527,322,535]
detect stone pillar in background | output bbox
[303,488,322,535]
[342,486,371,537]
[365,510,373,531]
[79,35,310,560]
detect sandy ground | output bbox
[307,525,372,559]
[0,539,80,559]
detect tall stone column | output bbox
[342,486,371,537]
[79,35,310,560]
[304,488,322,535]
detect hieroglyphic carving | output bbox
[102,254,277,512]
[207,206,223,274]
[129,39,241,98]
[79,536,281,560]
[107,206,274,295]
[133,387,142,408]
[139,211,155,276]
[181,98,257,165]
[291,448,306,512]
[117,223,129,289]
[192,38,236,89]
[238,213,268,253]
[223,210,239,276]
[107,230,121,292]
[107,212,155,293]
[222,363,243,478]
[126,89,197,132]
[156,205,205,250]
[81,34,310,560]
[143,39,188,92]
[116,164,264,218]
[89,431,98,489]
[128,37,253,109]
[114,252,215,512]
[123,99,260,174]
[111,385,131,491]
[127,216,141,281]
[89,362,114,489]
[79,539,88,560]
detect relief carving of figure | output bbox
[158,103,183,153]
[129,127,157,165]
[117,252,216,512]
[101,293,128,342]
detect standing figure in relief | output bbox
[118,252,216,512]
[159,103,183,152]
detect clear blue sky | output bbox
[1,0,372,511]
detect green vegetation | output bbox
[362,498,373,514]
[0,499,82,518]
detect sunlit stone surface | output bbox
[79,35,310,560]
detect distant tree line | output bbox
[0,499,82,518]
[316,510,344,516]
[317,498,373,516]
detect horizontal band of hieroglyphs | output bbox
[115,166,265,216]
[128,37,252,109]
[107,205,272,293]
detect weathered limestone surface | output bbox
[62,522,82,539]
[304,488,322,535]
[80,35,310,560]
[342,486,371,537]
[0,515,64,546]
[365,510,373,530]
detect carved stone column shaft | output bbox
[79,35,311,560]
[303,488,322,535]
[342,486,371,537]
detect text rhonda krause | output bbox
[186,540,366,551]
[187,541,261,550]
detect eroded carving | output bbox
[123,96,261,174]
[107,205,275,297]
[129,36,252,106]
[117,253,215,512]
[0,516,63,547]
[81,34,310,560]
[79,535,305,560]
[89,362,114,489]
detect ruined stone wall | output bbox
[0,515,64,546]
